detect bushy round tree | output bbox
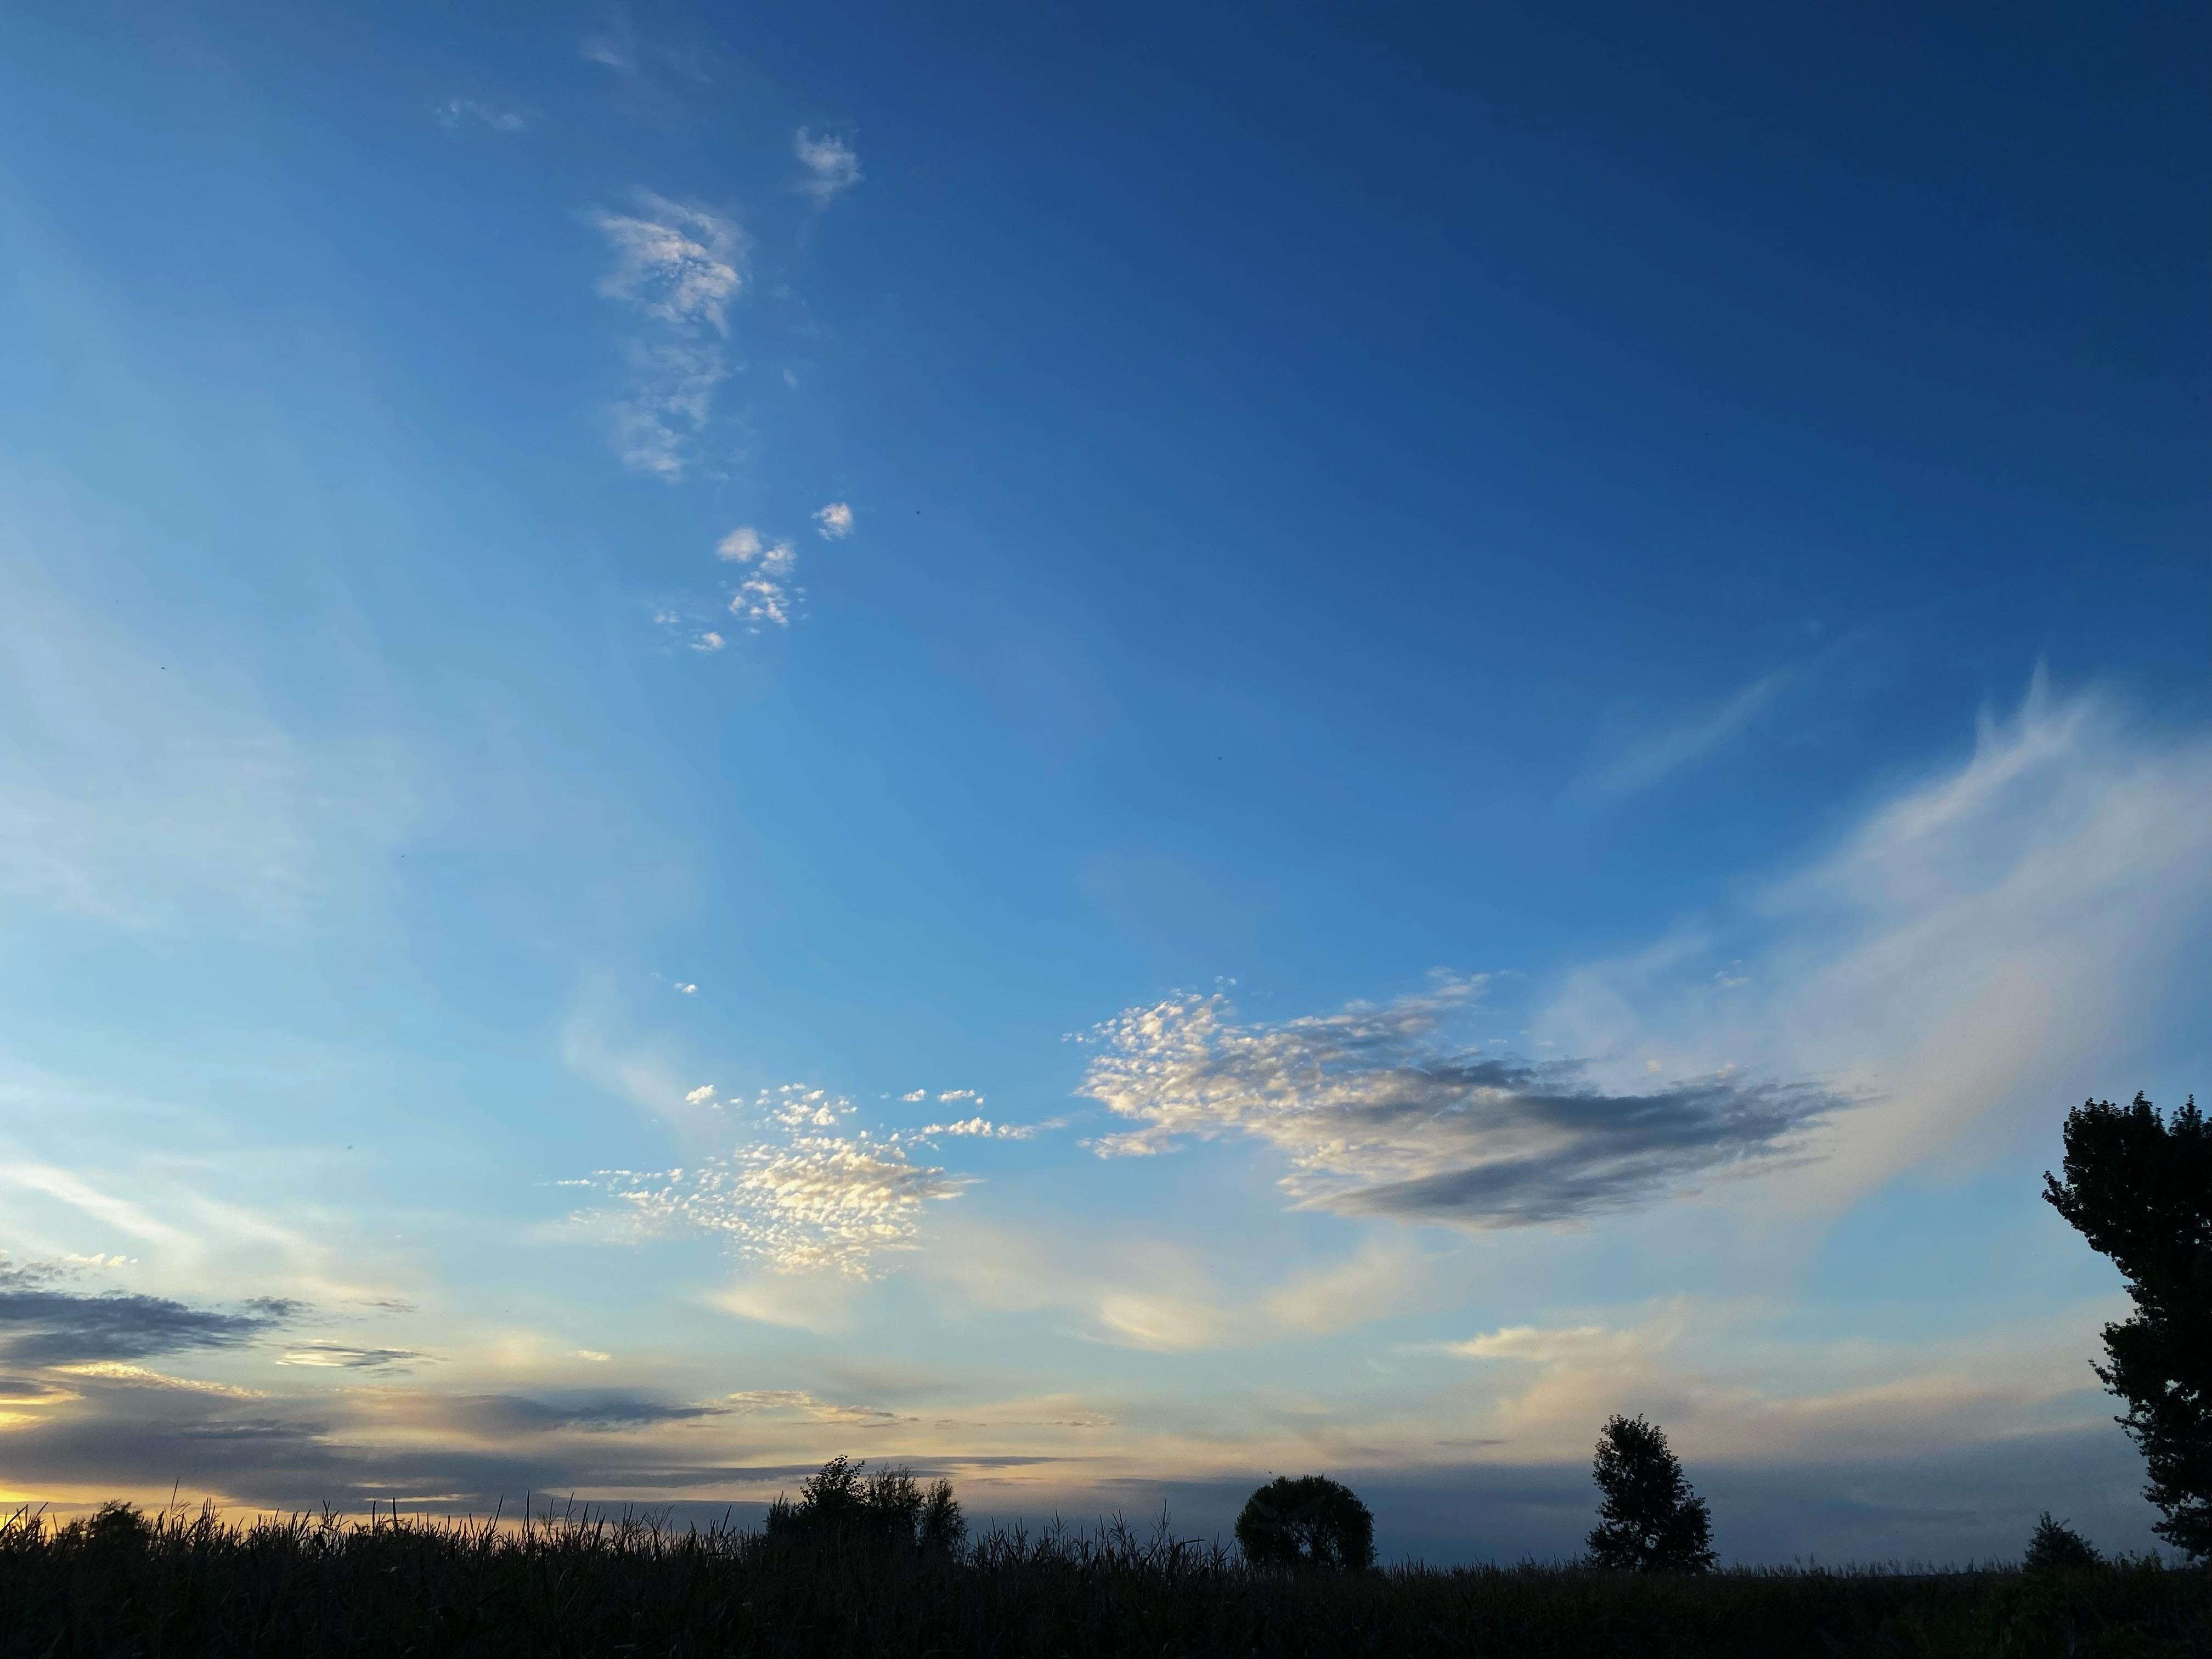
[1234,1475,1374,1571]
[1585,1414,1716,1573]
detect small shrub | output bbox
[2022,1512,2102,1573]
[1234,1474,1375,1571]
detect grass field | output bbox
[2,1502,2205,1657]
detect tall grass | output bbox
[0,1500,2203,1657]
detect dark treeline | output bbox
[0,1498,2205,1659]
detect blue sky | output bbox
[0,0,2207,1563]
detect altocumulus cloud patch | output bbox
[1078,980,1851,1226]
[579,1086,967,1276]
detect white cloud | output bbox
[436,98,526,133]
[729,578,791,630]
[900,1090,927,1102]
[686,636,722,656]
[715,528,794,575]
[573,1348,613,1362]
[684,1085,715,1106]
[714,528,800,632]
[584,1087,967,1276]
[793,129,862,203]
[609,338,727,481]
[593,196,743,332]
[812,502,854,539]
[910,1118,1035,1141]
[590,196,746,479]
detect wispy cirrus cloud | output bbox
[1578,667,1793,800]
[1547,672,2212,1211]
[793,130,861,204]
[435,98,526,133]
[1078,979,1848,1227]
[589,196,746,479]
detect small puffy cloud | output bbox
[812,502,854,540]
[937,1089,980,1105]
[687,636,723,656]
[1077,979,1849,1228]
[684,1085,716,1105]
[672,981,700,994]
[794,129,862,202]
[436,98,526,133]
[716,529,800,633]
[573,1349,612,1362]
[729,578,792,631]
[716,528,795,575]
[900,1090,927,1102]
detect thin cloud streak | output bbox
[1579,668,1792,800]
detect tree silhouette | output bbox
[1234,1475,1375,1571]
[2044,1093,2212,1560]
[765,1455,966,1555]
[1585,1414,1715,1572]
[2023,1512,2102,1574]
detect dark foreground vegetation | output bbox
[1,1500,2207,1659]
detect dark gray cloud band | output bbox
[0,1266,300,1367]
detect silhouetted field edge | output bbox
[1,1500,2206,1656]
